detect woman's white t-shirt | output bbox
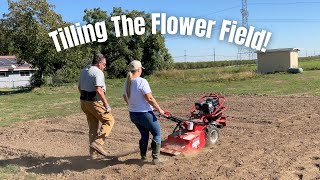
[123,77,153,112]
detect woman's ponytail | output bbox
[126,71,132,99]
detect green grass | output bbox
[0,164,20,179]
[149,70,320,98]
[0,86,81,126]
[150,65,257,83]
[173,60,255,69]
[0,164,37,180]
[1,61,320,126]
[173,56,320,70]
[300,59,320,70]
[0,81,126,126]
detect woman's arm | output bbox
[144,93,164,114]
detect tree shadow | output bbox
[0,87,33,95]
[0,151,149,175]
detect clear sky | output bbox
[1,0,320,62]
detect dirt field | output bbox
[0,94,319,180]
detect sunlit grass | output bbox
[1,60,320,126]
[0,164,38,179]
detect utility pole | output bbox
[184,50,187,63]
[214,48,216,63]
[241,0,248,28]
[237,0,251,61]
[306,49,308,57]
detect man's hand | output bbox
[105,104,112,113]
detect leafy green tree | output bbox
[83,7,173,78]
[0,2,173,86]
[1,0,91,86]
[0,19,15,55]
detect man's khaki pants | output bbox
[80,100,115,150]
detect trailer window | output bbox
[20,71,30,76]
[0,72,6,77]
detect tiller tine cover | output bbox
[161,130,206,156]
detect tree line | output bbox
[0,0,173,86]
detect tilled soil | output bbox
[0,95,319,180]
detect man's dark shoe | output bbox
[90,150,99,160]
[90,141,108,157]
[89,147,100,160]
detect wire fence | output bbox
[171,48,320,62]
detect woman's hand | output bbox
[153,109,165,117]
[159,109,165,115]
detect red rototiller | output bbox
[160,93,227,155]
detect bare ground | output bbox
[0,95,319,180]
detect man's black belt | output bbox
[80,90,98,101]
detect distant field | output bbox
[174,56,320,69]
[150,70,320,98]
[150,65,257,83]
[174,60,254,69]
[0,60,320,126]
[300,59,320,70]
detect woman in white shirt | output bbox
[123,60,165,165]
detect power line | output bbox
[249,1,320,5]
[167,1,320,61]
[195,1,320,19]
[194,5,241,18]
[166,26,223,40]
[173,54,238,58]
[249,19,320,23]
[166,19,320,43]
[172,48,320,61]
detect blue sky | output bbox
[1,0,320,61]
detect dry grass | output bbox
[150,65,257,82]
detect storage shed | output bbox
[256,48,300,74]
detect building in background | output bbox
[256,48,300,74]
[0,56,37,88]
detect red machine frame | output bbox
[161,93,227,155]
